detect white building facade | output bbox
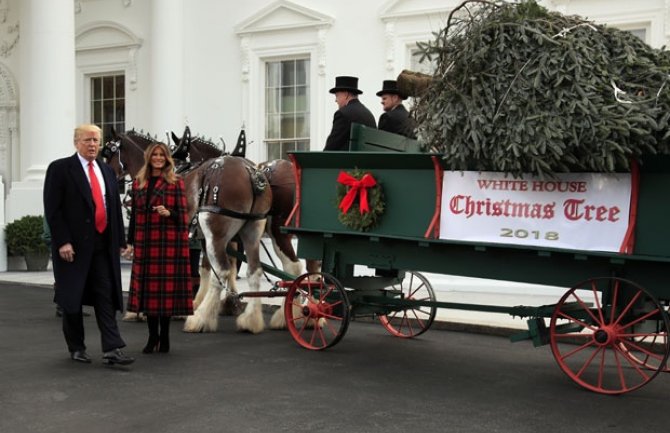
[0,0,668,270]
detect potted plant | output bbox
[4,215,50,271]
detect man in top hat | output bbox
[324,76,376,151]
[377,80,416,139]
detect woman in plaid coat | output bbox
[126,142,193,353]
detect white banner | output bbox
[439,171,632,252]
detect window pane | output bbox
[103,76,114,99]
[116,99,125,121]
[266,114,280,139]
[92,101,101,123]
[628,28,647,42]
[92,78,102,100]
[102,124,113,143]
[266,88,280,114]
[295,86,308,112]
[296,140,309,151]
[267,63,280,87]
[411,47,437,75]
[281,87,294,113]
[103,100,115,122]
[281,61,295,86]
[115,77,125,96]
[296,59,308,85]
[280,114,295,139]
[295,114,309,138]
[279,141,292,160]
[266,141,281,160]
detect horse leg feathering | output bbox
[183,212,239,332]
[234,219,268,334]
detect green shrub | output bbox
[4,215,49,256]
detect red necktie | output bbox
[88,161,107,233]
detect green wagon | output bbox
[257,124,670,395]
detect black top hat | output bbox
[329,76,363,94]
[376,80,406,99]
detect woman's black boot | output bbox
[158,316,170,353]
[143,316,160,354]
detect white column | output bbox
[149,0,184,135]
[6,0,75,221]
[0,175,6,271]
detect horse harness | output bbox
[190,157,269,238]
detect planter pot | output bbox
[24,252,49,271]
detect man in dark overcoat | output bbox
[323,76,376,151]
[377,80,417,139]
[43,123,134,365]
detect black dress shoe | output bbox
[70,350,92,363]
[102,348,135,365]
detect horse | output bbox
[103,129,274,334]
[172,128,304,272]
[181,155,272,333]
[171,128,323,328]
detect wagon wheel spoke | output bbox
[615,298,670,373]
[284,272,350,350]
[555,310,599,333]
[558,339,598,362]
[565,289,602,328]
[379,272,437,338]
[550,277,670,395]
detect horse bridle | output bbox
[102,139,126,175]
[103,133,149,177]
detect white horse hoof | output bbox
[183,313,219,333]
[122,311,145,322]
[183,315,204,332]
[269,308,286,329]
[236,312,265,334]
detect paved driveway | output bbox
[1,283,668,433]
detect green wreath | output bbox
[335,169,385,232]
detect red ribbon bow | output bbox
[337,171,377,214]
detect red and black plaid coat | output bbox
[126,177,193,316]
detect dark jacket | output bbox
[43,154,126,314]
[324,99,376,151]
[378,104,416,139]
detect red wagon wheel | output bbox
[378,271,437,338]
[549,277,670,395]
[618,302,670,373]
[284,272,350,350]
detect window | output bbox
[410,46,437,75]
[628,28,647,42]
[264,59,310,160]
[90,74,125,143]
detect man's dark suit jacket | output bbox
[324,99,376,151]
[378,104,416,139]
[43,154,126,314]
